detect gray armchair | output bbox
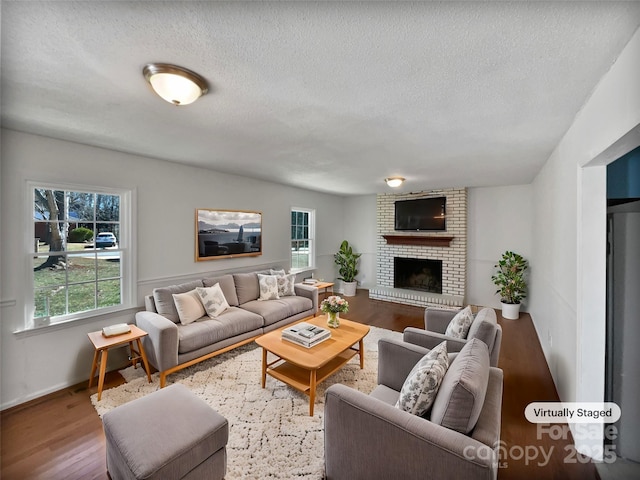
[403,307,502,367]
[324,337,503,480]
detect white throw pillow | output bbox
[196,284,230,318]
[396,341,449,416]
[172,289,206,325]
[257,274,280,301]
[276,273,297,297]
[444,305,474,339]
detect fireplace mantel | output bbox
[382,235,454,247]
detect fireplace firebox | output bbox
[394,257,443,294]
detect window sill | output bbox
[13,305,140,338]
[291,267,316,276]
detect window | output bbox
[290,207,315,272]
[30,183,134,325]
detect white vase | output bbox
[501,302,521,320]
[342,281,357,297]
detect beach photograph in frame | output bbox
[196,209,262,261]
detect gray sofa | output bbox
[136,271,318,387]
[325,337,503,480]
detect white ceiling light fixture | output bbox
[385,177,405,188]
[143,63,208,106]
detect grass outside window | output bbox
[33,242,121,318]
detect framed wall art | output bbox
[196,208,262,261]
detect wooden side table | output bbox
[309,281,334,311]
[88,324,152,400]
[313,281,335,297]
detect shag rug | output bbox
[91,326,402,479]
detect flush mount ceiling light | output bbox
[143,63,208,106]
[385,177,405,188]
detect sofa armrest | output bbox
[490,326,502,367]
[424,307,457,333]
[325,384,498,480]
[135,311,179,372]
[403,327,468,353]
[294,283,318,312]
[377,338,430,391]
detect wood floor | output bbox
[0,290,600,480]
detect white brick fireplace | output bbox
[369,188,467,308]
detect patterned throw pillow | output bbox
[196,283,230,318]
[172,289,206,325]
[257,274,280,301]
[396,341,449,416]
[444,305,474,339]
[276,273,297,297]
[269,269,286,276]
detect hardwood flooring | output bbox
[1,290,600,479]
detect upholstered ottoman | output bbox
[103,383,228,480]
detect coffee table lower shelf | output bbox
[265,348,358,416]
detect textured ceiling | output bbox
[2,1,639,195]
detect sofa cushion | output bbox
[430,338,490,434]
[177,307,263,354]
[466,308,498,352]
[395,341,449,416]
[268,269,296,297]
[196,284,230,318]
[257,274,280,301]
[153,280,204,323]
[370,384,401,405]
[444,305,474,339]
[202,274,239,307]
[172,289,206,326]
[233,273,260,305]
[276,273,297,297]
[278,295,313,315]
[241,296,311,326]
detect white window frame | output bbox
[290,207,315,273]
[26,181,136,328]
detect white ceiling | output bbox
[2,1,639,196]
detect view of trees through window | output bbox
[33,187,122,319]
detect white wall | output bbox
[0,129,347,409]
[343,195,377,289]
[529,27,640,459]
[466,185,533,308]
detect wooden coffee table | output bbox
[255,315,369,416]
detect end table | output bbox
[87,324,152,400]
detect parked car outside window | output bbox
[95,232,117,248]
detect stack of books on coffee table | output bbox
[282,322,331,348]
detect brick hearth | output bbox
[369,188,467,308]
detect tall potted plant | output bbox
[334,240,361,297]
[491,250,528,319]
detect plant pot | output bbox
[501,302,521,320]
[342,281,357,297]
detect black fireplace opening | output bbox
[394,257,443,294]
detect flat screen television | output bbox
[394,197,446,231]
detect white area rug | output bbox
[91,326,402,479]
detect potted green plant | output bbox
[334,240,361,297]
[491,250,528,319]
